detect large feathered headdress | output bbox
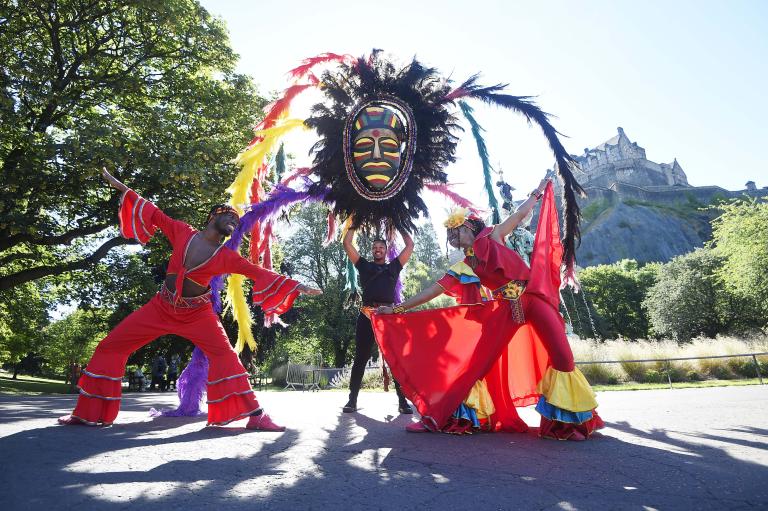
[213,49,585,351]
[306,50,459,233]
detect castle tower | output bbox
[572,127,689,189]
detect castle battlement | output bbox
[573,127,689,188]
[543,127,768,267]
[547,126,767,213]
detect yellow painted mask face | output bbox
[352,127,401,190]
[350,106,403,191]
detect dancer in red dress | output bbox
[58,169,321,430]
[374,179,604,440]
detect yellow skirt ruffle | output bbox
[536,367,597,413]
[464,379,495,420]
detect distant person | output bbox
[68,363,82,392]
[150,355,167,391]
[133,367,146,392]
[167,354,181,391]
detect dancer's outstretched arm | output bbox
[103,166,190,244]
[376,282,443,315]
[491,177,549,242]
[101,167,128,192]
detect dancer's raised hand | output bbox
[537,177,550,194]
[101,167,128,192]
[297,284,322,296]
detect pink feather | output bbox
[441,87,471,103]
[280,166,313,185]
[257,79,319,133]
[323,211,337,247]
[424,182,483,214]
[286,53,353,81]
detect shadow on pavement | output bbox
[0,395,766,510]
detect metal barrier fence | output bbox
[576,351,767,388]
[286,353,767,391]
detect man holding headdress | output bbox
[342,227,414,415]
[339,101,416,414]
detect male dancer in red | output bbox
[58,168,321,430]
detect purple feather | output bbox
[210,276,225,313]
[209,183,332,313]
[387,242,404,303]
[228,182,332,251]
[150,347,209,417]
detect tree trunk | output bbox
[0,236,132,291]
[13,363,20,379]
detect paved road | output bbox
[0,385,766,510]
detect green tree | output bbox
[578,259,658,339]
[710,199,768,329]
[43,308,107,380]
[0,0,266,291]
[403,220,453,310]
[643,248,725,340]
[282,204,357,368]
[413,220,448,281]
[0,280,50,377]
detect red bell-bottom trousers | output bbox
[71,293,260,426]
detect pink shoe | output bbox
[405,421,431,433]
[246,413,286,432]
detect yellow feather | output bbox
[224,274,256,354]
[340,216,358,248]
[227,119,308,213]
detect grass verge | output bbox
[593,378,762,392]
[0,375,73,395]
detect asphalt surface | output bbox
[0,385,766,510]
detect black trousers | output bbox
[349,312,406,404]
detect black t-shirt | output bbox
[356,256,403,305]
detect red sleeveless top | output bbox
[118,189,300,315]
[466,227,530,289]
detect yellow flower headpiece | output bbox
[443,207,480,229]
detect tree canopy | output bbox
[710,199,768,327]
[0,0,266,291]
[578,259,658,339]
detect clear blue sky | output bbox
[200,0,767,208]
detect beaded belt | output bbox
[492,280,527,323]
[363,301,395,307]
[160,284,212,308]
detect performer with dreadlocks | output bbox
[58,168,321,430]
[374,179,604,440]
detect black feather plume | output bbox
[307,52,457,234]
[454,88,585,271]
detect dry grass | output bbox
[571,336,768,384]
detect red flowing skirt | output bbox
[371,296,552,431]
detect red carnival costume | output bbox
[69,190,300,426]
[371,183,604,440]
